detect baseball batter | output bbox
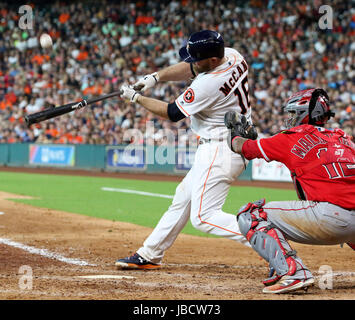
[225,88,355,293]
[116,30,257,269]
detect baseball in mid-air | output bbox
[40,33,53,48]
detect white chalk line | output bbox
[326,271,355,278]
[0,238,96,266]
[0,288,128,297]
[101,187,174,199]
[77,275,135,280]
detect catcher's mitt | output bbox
[224,111,258,148]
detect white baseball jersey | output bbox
[175,47,251,139]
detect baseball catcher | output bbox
[225,88,355,294]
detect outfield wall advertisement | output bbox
[2,143,291,182]
[106,145,146,170]
[251,158,292,182]
[29,145,75,167]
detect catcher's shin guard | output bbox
[237,199,298,285]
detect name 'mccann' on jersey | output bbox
[175,47,252,140]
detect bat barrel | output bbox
[24,90,123,127]
[24,114,37,126]
[25,102,77,127]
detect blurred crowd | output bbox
[0,0,354,146]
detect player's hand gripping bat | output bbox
[24,90,123,126]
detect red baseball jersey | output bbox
[242,125,355,209]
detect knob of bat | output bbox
[24,115,31,126]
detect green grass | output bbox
[0,171,297,237]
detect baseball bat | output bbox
[25,90,122,126]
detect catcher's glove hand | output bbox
[224,111,258,149]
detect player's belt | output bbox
[198,137,225,145]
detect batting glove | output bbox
[120,85,141,103]
[133,72,159,91]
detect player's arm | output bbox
[229,134,263,160]
[133,62,196,91]
[231,133,285,162]
[231,137,248,154]
[224,111,291,162]
[137,96,169,119]
[119,86,186,122]
[233,138,263,160]
[157,62,196,82]
[224,110,283,161]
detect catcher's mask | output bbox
[284,88,335,129]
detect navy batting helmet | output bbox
[179,30,224,63]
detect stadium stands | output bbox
[0,0,354,145]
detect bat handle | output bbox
[132,84,144,91]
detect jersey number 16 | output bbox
[317,148,355,179]
[234,77,250,114]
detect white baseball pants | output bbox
[137,140,250,264]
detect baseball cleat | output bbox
[262,276,314,294]
[115,253,161,270]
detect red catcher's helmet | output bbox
[284,88,335,128]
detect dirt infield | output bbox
[0,167,353,300]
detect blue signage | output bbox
[29,145,75,166]
[106,146,146,170]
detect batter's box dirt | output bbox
[0,168,353,300]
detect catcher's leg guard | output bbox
[237,199,298,285]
